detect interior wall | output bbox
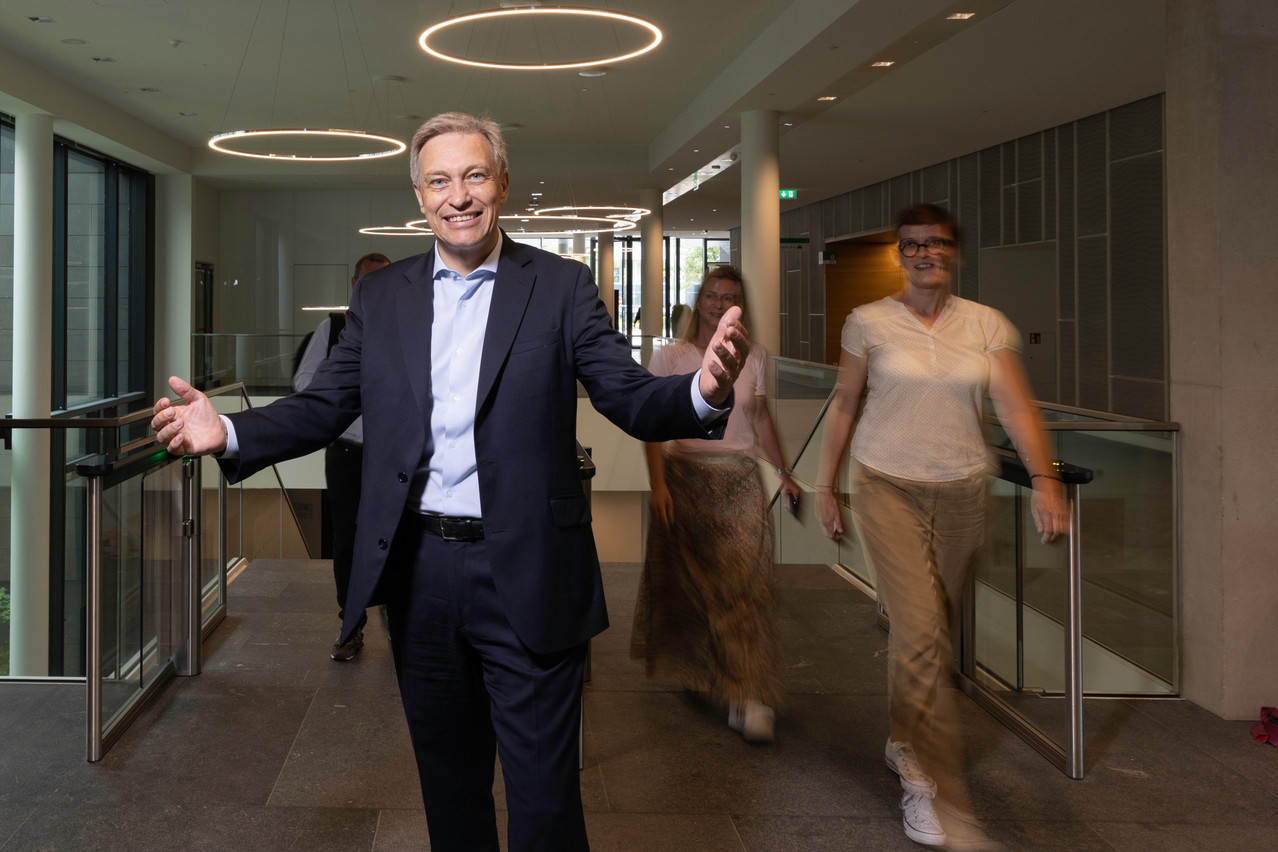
[781,94,1167,420]
[216,189,430,335]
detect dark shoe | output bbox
[330,627,364,662]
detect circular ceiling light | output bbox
[533,205,651,220]
[209,128,406,161]
[405,215,637,237]
[358,225,434,236]
[419,7,662,71]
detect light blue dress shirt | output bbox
[412,243,501,517]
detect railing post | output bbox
[1065,482,1084,778]
[86,477,103,762]
[178,457,202,676]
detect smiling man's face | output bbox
[412,131,510,275]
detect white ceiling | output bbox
[0,0,1165,235]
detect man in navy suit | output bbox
[151,112,749,852]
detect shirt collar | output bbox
[432,238,502,282]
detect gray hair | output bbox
[409,112,508,186]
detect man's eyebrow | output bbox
[423,163,490,177]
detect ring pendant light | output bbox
[404,215,638,237]
[533,205,651,219]
[209,128,406,161]
[419,7,662,71]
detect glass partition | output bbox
[192,332,309,395]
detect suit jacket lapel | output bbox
[477,236,535,411]
[396,250,435,426]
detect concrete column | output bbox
[640,188,664,363]
[154,174,193,392]
[10,112,54,676]
[740,109,781,354]
[597,231,616,326]
[1167,0,1278,718]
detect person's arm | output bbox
[645,441,674,526]
[750,394,801,506]
[988,348,1069,543]
[814,348,868,540]
[292,319,329,392]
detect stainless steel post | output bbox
[86,477,103,762]
[1065,483,1084,779]
[179,458,202,675]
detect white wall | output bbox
[216,189,430,334]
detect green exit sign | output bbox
[779,189,797,199]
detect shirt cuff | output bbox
[690,368,730,425]
[218,415,240,458]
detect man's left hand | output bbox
[698,305,750,407]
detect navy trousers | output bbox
[382,517,589,852]
[325,440,366,630]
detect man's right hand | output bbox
[151,376,228,456]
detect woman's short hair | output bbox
[895,202,963,244]
[409,113,508,187]
[680,265,751,343]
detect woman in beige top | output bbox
[815,204,1068,850]
[630,266,800,744]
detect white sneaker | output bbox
[934,800,1006,851]
[886,739,937,796]
[727,700,776,743]
[900,790,947,848]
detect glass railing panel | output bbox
[1056,428,1176,690]
[95,461,181,729]
[192,332,309,395]
[987,421,1177,694]
[60,473,89,677]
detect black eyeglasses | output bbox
[897,237,957,257]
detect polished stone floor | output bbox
[1,558,1275,851]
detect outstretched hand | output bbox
[151,376,228,456]
[697,305,750,407]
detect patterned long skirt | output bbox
[629,452,782,707]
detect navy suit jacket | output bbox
[219,236,726,653]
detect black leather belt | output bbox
[409,511,484,541]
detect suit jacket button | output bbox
[378,539,388,550]
[397,472,408,483]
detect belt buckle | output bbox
[440,518,469,541]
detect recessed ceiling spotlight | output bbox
[578,68,607,77]
[871,61,894,67]
[948,12,976,20]
[92,56,115,63]
[29,16,55,23]
[818,95,837,101]
[784,122,794,127]
[723,124,730,129]
[693,148,699,152]
[62,38,87,45]
[531,192,543,196]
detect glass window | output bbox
[0,120,13,414]
[54,141,151,411]
[65,151,106,406]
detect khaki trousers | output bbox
[849,462,985,807]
